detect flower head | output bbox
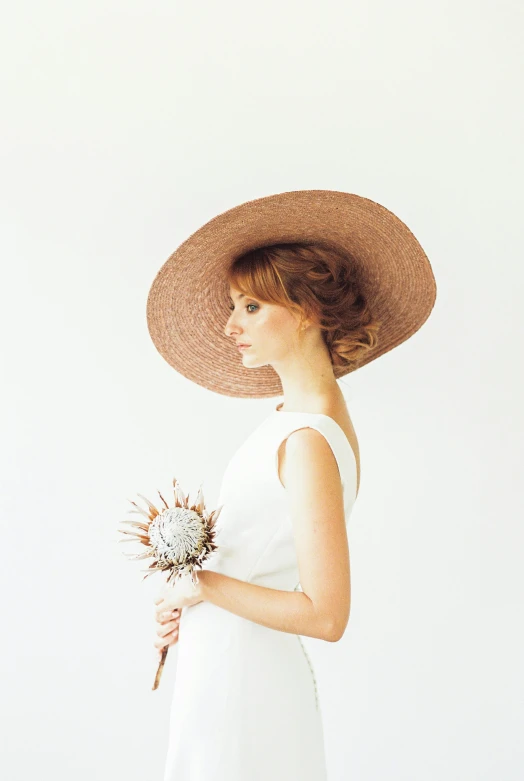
[118,477,222,583]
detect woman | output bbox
[146,190,436,780]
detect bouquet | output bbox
[118,477,222,690]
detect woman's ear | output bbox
[299,314,315,331]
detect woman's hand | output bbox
[154,607,181,655]
[154,572,204,614]
[153,573,204,655]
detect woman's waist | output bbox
[177,600,307,661]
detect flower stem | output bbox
[152,646,169,690]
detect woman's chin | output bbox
[241,352,263,368]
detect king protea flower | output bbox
[118,477,223,690]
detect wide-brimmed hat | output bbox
[146,189,437,398]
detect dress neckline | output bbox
[274,402,358,498]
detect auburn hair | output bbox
[226,242,381,371]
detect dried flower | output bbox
[118,477,223,689]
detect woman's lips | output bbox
[237,345,251,351]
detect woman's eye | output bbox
[228,303,258,313]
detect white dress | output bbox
[163,405,358,781]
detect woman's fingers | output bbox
[157,617,179,638]
[156,629,179,659]
[157,608,180,625]
[154,625,179,650]
[154,611,181,653]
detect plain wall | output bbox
[1,2,522,779]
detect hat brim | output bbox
[146,189,437,398]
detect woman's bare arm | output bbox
[198,427,351,642]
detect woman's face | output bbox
[224,285,303,368]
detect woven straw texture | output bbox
[146,189,437,398]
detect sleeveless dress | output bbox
[163,406,358,781]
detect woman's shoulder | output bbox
[278,397,361,496]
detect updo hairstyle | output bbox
[226,241,381,371]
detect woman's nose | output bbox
[224,312,241,338]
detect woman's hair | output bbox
[226,241,381,371]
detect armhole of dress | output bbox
[274,420,346,492]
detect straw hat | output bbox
[146,189,437,398]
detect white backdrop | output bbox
[1,2,523,780]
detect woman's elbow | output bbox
[323,612,350,642]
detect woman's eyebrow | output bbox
[229,292,246,302]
